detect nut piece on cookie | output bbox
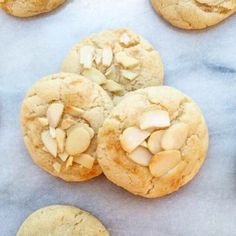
[74,154,95,169]
[65,127,91,155]
[102,47,113,67]
[139,110,170,130]
[147,130,165,154]
[82,68,107,85]
[128,147,152,167]
[47,103,64,128]
[41,130,57,157]
[80,46,94,68]
[115,51,139,69]
[120,127,150,153]
[53,162,61,173]
[149,150,181,177]
[161,123,188,150]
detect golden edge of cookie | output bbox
[1,0,66,18]
[150,0,236,30]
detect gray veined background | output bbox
[0,0,236,235]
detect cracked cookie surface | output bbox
[61,29,164,104]
[17,205,109,236]
[0,0,66,17]
[97,86,208,198]
[20,73,113,182]
[151,0,236,29]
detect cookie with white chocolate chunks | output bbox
[97,86,208,198]
[17,205,109,236]
[61,29,164,103]
[0,0,66,18]
[151,0,236,30]
[20,73,113,182]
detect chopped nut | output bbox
[95,48,102,65]
[38,117,48,126]
[115,51,139,69]
[120,127,150,153]
[105,65,119,81]
[161,123,188,150]
[41,130,57,157]
[67,123,95,139]
[53,162,61,173]
[121,70,138,81]
[55,128,66,153]
[79,45,94,68]
[119,33,131,46]
[147,130,165,154]
[65,105,84,117]
[102,46,113,67]
[128,147,152,167]
[149,150,181,177]
[139,110,170,130]
[58,152,69,162]
[82,68,107,85]
[46,103,64,128]
[65,127,91,155]
[103,80,124,93]
[49,126,56,138]
[60,118,76,130]
[66,156,74,169]
[73,154,95,169]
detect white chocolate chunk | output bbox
[121,70,138,81]
[41,130,57,157]
[161,123,188,150]
[128,147,152,167]
[65,127,91,155]
[49,126,56,138]
[65,105,84,117]
[102,46,113,66]
[115,51,139,69]
[82,68,106,85]
[149,150,181,177]
[79,45,94,68]
[73,154,95,169]
[120,127,150,153]
[139,110,170,130]
[55,128,66,153]
[67,123,95,139]
[60,118,76,130]
[58,152,69,162]
[53,162,61,173]
[120,33,131,46]
[147,130,165,154]
[103,80,123,93]
[66,156,74,169]
[38,117,48,126]
[46,103,64,128]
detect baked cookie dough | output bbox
[17,205,109,236]
[97,86,208,198]
[0,0,66,17]
[20,73,113,182]
[61,29,164,103]
[151,0,236,30]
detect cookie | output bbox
[97,86,208,198]
[0,0,66,17]
[20,73,113,182]
[17,205,109,236]
[61,29,164,103]
[151,0,236,30]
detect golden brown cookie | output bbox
[20,73,113,182]
[61,29,164,103]
[0,0,66,17]
[97,86,209,198]
[151,0,236,30]
[17,205,109,236]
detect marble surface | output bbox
[0,0,236,235]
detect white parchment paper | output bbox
[0,0,236,235]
